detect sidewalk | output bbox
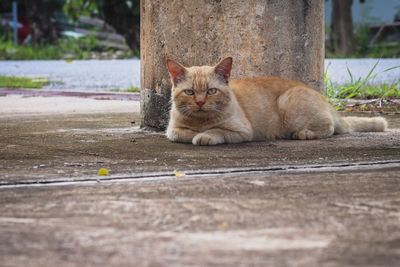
[1,95,399,266]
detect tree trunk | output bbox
[331,0,355,55]
[140,0,325,130]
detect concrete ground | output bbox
[1,95,400,267]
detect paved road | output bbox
[0,59,399,91]
[0,59,141,91]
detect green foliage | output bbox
[325,61,400,103]
[359,83,400,99]
[110,86,140,93]
[366,43,400,58]
[326,23,400,59]
[63,0,139,21]
[0,35,135,60]
[354,24,370,56]
[63,0,99,21]
[58,35,98,59]
[0,40,60,60]
[0,76,49,89]
[62,0,140,50]
[332,82,400,99]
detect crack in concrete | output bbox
[1,160,399,189]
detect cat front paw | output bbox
[166,127,197,143]
[192,133,224,146]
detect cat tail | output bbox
[333,113,388,134]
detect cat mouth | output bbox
[193,108,208,116]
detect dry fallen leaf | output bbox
[173,170,186,177]
[98,168,109,176]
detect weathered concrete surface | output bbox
[140,0,324,129]
[1,168,400,267]
[0,112,399,184]
[1,110,400,267]
[0,94,138,116]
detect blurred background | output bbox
[0,0,140,60]
[0,0,399,60]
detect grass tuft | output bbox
[0,36,138,60]
[325,61,400,100]
[110,86,140,93]
[0,76,49,89]
[325,61,400,112]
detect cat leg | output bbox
[288,110,335,140]
[166,127,198,143]
[278,86,335,140]
[192,128,251,145]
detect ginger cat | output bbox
[165,57,388,145]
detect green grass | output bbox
[326,43,400,59]
[0,76,49,89]
[0,38,91,60]
[325,61,400,99]
[110,86,140,93]
[0,36,137,60]
[325,61,400,111]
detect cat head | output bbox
[166,57,233,118]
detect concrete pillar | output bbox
[140,0,324,130]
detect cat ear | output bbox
[166,59,187,85]
[214,57,232,83]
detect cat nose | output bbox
[196,101,205,107]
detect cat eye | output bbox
[183,89,194,95]
[207,88,218,95]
